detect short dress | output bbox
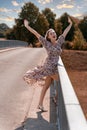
[23,34,65,86]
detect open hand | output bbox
[24,19,29,27]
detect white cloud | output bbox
[72,13,83,18]
[56,4,74,9]
[13,9,21,13]
[62,0,74,2]
[0,8,12,13]
[77,6,82,9]
[6,16,14,22]
[38,0,52,4]
[12,0,19,6]
[0,7,21,15]
[62,0,74,5]
[50,8,54,11]
[12,0,25,8]
[0,16,14,22]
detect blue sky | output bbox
[0,0,87,27]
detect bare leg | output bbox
[51,74,59,81]
[38,76,53,107]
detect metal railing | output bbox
[0,40,28,48]
[56,56,87,130]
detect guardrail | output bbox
[0,40,28,48]
[56,56,87,130]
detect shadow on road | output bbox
[15,111,57,130]
[15,85,57,130]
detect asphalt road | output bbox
[0,47,47,130]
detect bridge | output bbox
[0,40,28,48]
[0,40,87,130]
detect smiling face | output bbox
[45,29,57,43]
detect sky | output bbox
[0,0,87,27]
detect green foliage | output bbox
[54,19,62,37]
[5,28,16,39]
[0,33,5,38]
[42,8,56,29]
[15,2,40,44]
[59,13,75,41]
[0,23,10,38]
[64,41,73,49]
[34,13,49,35]
[4,2,87,50]
[19,2,39,25]
[72,25,86,50]
[6,2,49,45]
[78,16,87,41]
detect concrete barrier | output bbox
[0,40,28,48]
[56,56,87,130]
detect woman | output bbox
[23,17,72,111]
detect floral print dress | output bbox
[23,35,65,86]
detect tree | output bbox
[5,28,16,39]
[42,8,56,29]
[59,13,75,41]
[78,16,87,41]
[6,2,49,46]
[72,25,86,50]
[19,2,39,25]
[34,13,49,35]
[15,2,40,45]
[54,19,62,37]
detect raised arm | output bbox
[62,17,72,38]
[24,19,41,39]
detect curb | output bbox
[0,47,23,53]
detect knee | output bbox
[45,78,53,88]
[51,74,59,81]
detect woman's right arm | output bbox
[62,17,72,38]
[24,19,41,39]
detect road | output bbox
[0,47,47,130]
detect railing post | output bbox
[56,56,87,130]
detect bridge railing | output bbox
[55,56,87,130]
[0,40,28,48]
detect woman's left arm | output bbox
[62,17,72,38]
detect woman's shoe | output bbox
[38,105,46,112]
